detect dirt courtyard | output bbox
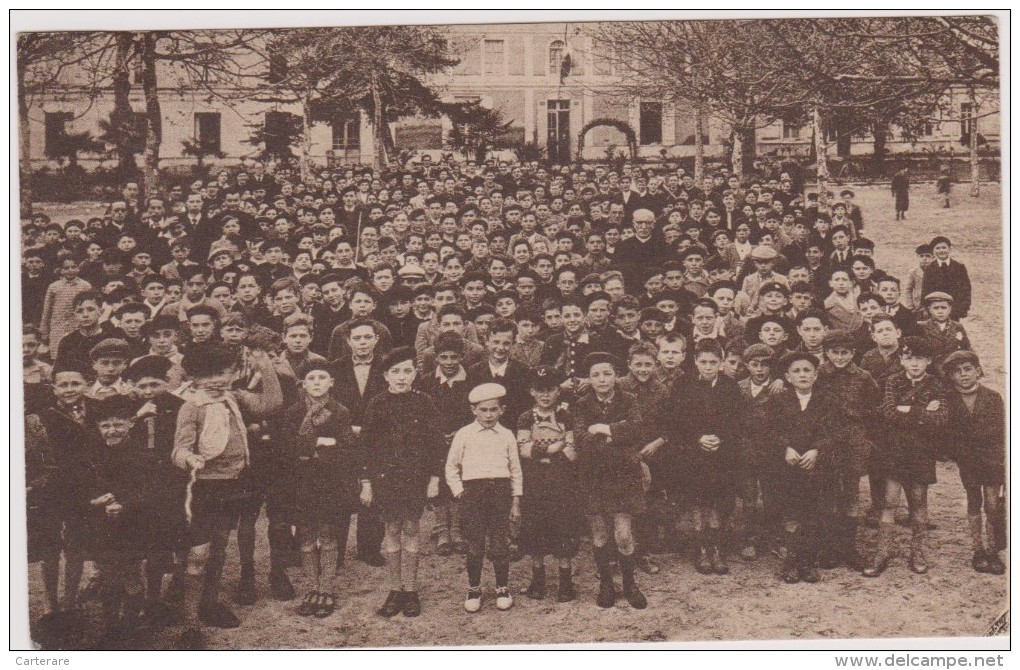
[21,183,1007,649]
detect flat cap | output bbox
[759,281,790,297]
[89,338,131,360]
[924,291,954,304]
[468,382,506,405]
[901,336,934,359]
[742,343,776,361]
[941,349,980,373]
[750,245,778,261]
[124,355,173,381]
[822,330,856,351]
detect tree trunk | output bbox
[370,69,387,171]
[693,103,705,183]
[835,114,852,159]
[17,55,32,218]
[968,91,980,197]
[300,91,313,182]
[872,121,888,170]
[730,123,756,180]
[140,32,162,199]
[112,32,135,179]
[813,106,829,189]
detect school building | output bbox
[24,22,1000,169]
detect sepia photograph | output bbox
[11,10,1008,653]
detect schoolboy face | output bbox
[53,371,87,404]
[871,320,901,349]
[436,350,463,377]
[149,328,178,353]
[694,351,722,381]
[75,300,101,329]
[561,305,586,334]
[851,261,873,281]
[534,259,554,281]
[495,297,517,318]
[384,360,417,393]
[877,281,900,306]
[118,311,146,338]
[516,318,539,341]
[758,322,788,347]
[722,352,743,378]
[133,376,169,400]
[98,417,135,446]
[23,334,40,358]
[789,292,813,312]
[918,252,934,267]
[901,353,930,379]
[858,299,883,322]
[220,324,247,346]
[188,314,217,343]
[829,272,852,294]
[760,290,788,313]
[657,340,684,369]
[529,385,560,410]
[302,369,334,398]
[640,319,664,339]
[472,398,504,428]
[588,362,618,396]
[932,242,951,261]
[832,231,850,250]
[348,325,378,359]
[805,247,824,264]
[487,330,513,362]
[389,299,412,319]
[928,301,952,321]
[629,354,656,383]
[285,326,312,353]
[746,357,771,384]
[463,280,486,304]
[542,308,563,331]
[614,307,640,335]
[949,362,981,390]
[824,345,855,370]
[350,292,375,318]
[682,255,704,274]
[788,267,810,285]
[143,282,166,303]
[785,359,818,391]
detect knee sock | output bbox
[200,538,229,607]
[41,559,60,613]
[318,544,338,591]
[618,552,637,589]
[383,550,401,591]
[63,559,84,610]
[237,512,258,574]
[301,549,321,592]
[401,550,420,592]
[987,506,1007,552]
[593,545,613,583]
[466,555,484,588]
[493,558,509,588]
[268,523,292,573]
[144,561,164,603]
[968,515,985,553]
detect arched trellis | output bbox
[577,118,638,161]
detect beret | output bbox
[759,281,790,297]
[901,336,934,359]
[639,307,667,323]
[821,330,856,351]
[924,291,954,304]
[941,350,980,373]
[124,355,173,381]
[468,382,506,405]
[776,351,820,373]
[381,346,416,372]
[529,365,564,390]
[91,393,139,421]
[742,343,776,361]
[89,338,131,360]
[746,314,793,335]
[301,360,337,378]
[398,263,426,278]
[581,351,623,375]
[750,245,778,260]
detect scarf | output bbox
[190,389,248,463]
[298,394,333,436]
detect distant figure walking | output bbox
[892,168,910,220]
[936,166,952,209]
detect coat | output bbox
[816,362,880,477]
[918,319,971,368]
[877,372,948,485]
[360,390,446,522]
[281,396,360,524]
[657,375,743,503]
[467,358,532,430]
[945,385,1005,488]
[573,390,646,515]
[331,357,388,427]
[921,260,972,318]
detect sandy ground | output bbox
[21,184,1008,648]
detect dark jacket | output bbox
[945,385,1005,487]
[921,259,972,318]
[467,358,532,430]
[331,356,388,426]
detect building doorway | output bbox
[547,100,571,164]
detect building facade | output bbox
[23,22,999,170]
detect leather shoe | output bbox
[401,590,421,617]
[198,602,241,629]
[596,579,617,608]
[780,562,800,584]
[623,584,647,609]
[862,555,890,578]
[269,570,295,601]
[710,546,729,575]
[360,553,386,568]
[971,550,991,574]
[799,565,821,583]
[378,590,404,617]
[985,552,1006,576]
[909,551,929,574]
[695,547,713,575]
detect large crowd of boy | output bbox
[21,157,1005,649]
